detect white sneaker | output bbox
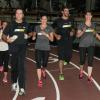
[19,88,25,95]
[11,83,17,91]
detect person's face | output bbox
[41,16,47,24]
[15,9,24,21]
[0,20,2,28]
[85,12,92,21]
[62,8,69,17]
[2,22,7,29]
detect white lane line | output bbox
[70,62,100,91]
[46,70,60,100]
[12,80,19,100]
[26,57,60,100]
[50,53,100,91]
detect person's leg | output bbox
[11,51,19,91]
[58,46,65,80]
[0,51,4,72]
[3,50,9,83]
[11,52,18,84]
[42,50,49,79]
[59,60,64,80]
[79,47,86,79]
[87,46,94,81]
[35,49,43,87]
[17,45,27,95]
[64,38,73,64]
[59,60,64,74]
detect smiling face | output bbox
[2,22,7,29]
[62,8,69,17]
[41,15,47,25]
[15,9,24,21]
[85,12,92,21]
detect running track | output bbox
[0,44,100,100]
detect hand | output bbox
[24,34,29,39]
[96,34,100,40]
[42,32,49,38]
[7,35,18,43]
[70,31,74,36]
[82,27,86,32]
[57,35,61,40]
[32,36,36,40]
[7,36,13,43]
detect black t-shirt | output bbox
[53,17,74,40]
[53,17,74,46]
[3,21,31,45]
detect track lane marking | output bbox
[26,57,60,100]
[50,53,100,91]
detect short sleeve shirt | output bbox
[34,25,53,50]
[53,18,74,39]
[78,22,96,47]
[53,17,74,46]
[3,21,31,45]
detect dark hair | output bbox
[40,13,47,18]
[61,6,69,11]
[84,10,92,15]
[15,8,24,14]
[58,6,69,17]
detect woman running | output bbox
[33,15,54,88]
[77,11,96,82]
[0,21,9,83]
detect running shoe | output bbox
[38,80,43,88]
[19,88,25,95]
[11,83,17,91]
[64,61,68,65]
[59,74,64,80]
[79,70,83,79]
[0,66,3,72]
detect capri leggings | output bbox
[0,50,9,72]
[79,46,95,67]
[35,49,49,69]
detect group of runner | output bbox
[0,6,100,95]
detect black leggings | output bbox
[0,50,9,72]
[11,44,26,89]
[79,46,95,67]
[35,49,49,69]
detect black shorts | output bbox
[58,40,72,62]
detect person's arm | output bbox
[76,30,85,38]
[2,34,15,43]
[2,22,13,43]
[32,32,36,40]
[24,23,33,39]
[96,34,100,40]
[70,29,75,36]
[76,24,86,38]
[70,18,75,36]
[42,31,54,41]
[54,32,61,40]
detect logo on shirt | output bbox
[85,29,94,32]
[14,29,25,32]
[62,24,71,28]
